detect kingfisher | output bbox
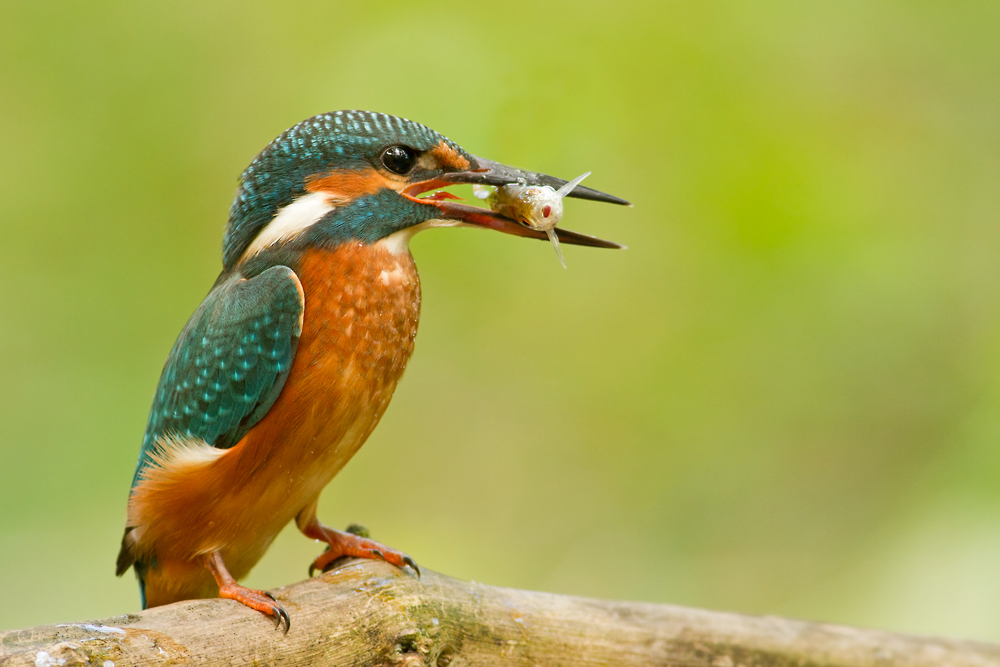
[115,110,628,632]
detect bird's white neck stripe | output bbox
[380,219,463,256]
[241,197,465,261]
[240,191,338,262]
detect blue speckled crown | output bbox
[223,110,471,268]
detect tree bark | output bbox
[1,560,998,666]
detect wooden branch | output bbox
[2,560,998,666]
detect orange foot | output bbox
[302,521,419,578]
[205,551,290,633]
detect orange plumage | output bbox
[117,110,626,629]
[127,242,420,607]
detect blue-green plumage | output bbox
[117,265,304,597]
[298,188,445,249]
[118,108,626,623]
[133,266,303,483]
[135,110,464,487]
[224,110,471,269]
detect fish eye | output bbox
[542,206,552,218]
[380,145,417,175]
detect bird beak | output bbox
[403,156,629,249]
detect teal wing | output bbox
[130,265,304,489]
[117,264,303,600]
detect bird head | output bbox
[224,110,628,270]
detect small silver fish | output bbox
[474,172,591,268]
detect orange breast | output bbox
[130,240,420,588]
[231,241,422,517]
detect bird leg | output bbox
[300,518,420,578]
[204,551,290,633]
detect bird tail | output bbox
[116,526,148,609]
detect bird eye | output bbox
[380,146,417,175]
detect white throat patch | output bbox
[380,218,463,256]
[240,191,340,262]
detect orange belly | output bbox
[130,241,420,606]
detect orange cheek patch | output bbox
[306,168,396,199]
[430,141,470,170]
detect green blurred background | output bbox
[2,0,1000,640]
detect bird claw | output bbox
[305,525,419,579]
[217,581,290,634]
[403,555,421,579]
[274,605,291,634]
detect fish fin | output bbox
[555,171,591,199]
[547,229,567,268]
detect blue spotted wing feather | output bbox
[130,265,304,489]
